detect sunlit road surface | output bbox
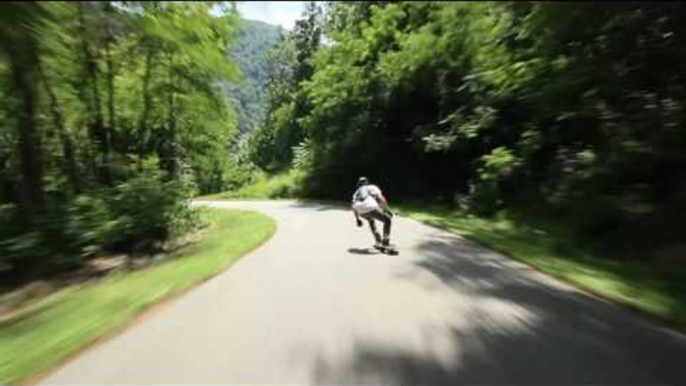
[41,200,686,385]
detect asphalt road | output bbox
[40,200,686,385]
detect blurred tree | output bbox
[0,1,242,278]
[0,2,48,226]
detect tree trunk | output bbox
[6,45,46,227]
[78,3,110,186]
[0,143,16,204]
[162,51,178,177]
[105,37,116,152]
[38,65,81,193]
[137,44,155,166]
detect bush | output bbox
[63,194,120,258]
[0,203,36,274]
[0,195,118,273]
[0,159,200,277]
[219,169,305,199]
[468,147,522,216]
[222,158,261,192]
[107,159,199,250]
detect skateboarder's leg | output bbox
[367,210,392,246]
[362,214,382,244]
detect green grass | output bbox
[395,202,686,328]
[201,170,304,200]
[0,208,275,385]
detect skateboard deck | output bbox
[374,244,399,255]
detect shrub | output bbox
[107,158,199,250]
[468,147,522,216]
[1,158,200,277]
[222,158,262,192]
[0,195,118,273]
[0,203,36,274]
[63,194,120,258]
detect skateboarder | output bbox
[351,176,395,251]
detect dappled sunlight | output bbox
[309,301,543,384]
[308,226,686,385]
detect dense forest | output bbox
[0,2,241,280]
[245,1,686,261]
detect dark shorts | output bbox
[360,209,392,241]
[360,209,392,223]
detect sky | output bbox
[236,1,305,30]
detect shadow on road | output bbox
[313,232,686,384]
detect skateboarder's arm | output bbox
[373,193,394,217]
[375,193,389,211]
[353,210,363,227]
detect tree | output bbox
[0,3,49,226]
[0,1,243,277]
[253,1,686,258]
[247,2,323,172]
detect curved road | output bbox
[42,200,686,385]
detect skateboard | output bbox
[374,244,399,255]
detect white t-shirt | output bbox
[352,184,382,214]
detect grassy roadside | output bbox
[201,171,304,200]
[0,208,275,385]
[394,202,686,329]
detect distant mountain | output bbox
[223,19,283,136]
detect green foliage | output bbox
[217,137,261,192]
[60,194,119,260]
[0,204,32,273]
[222,19,282,135]
[108,158,199,250]
[245,33,299,172]
[248,2,686,259]
[469,147,522,215]
[292,138,314,172]
[212,170,305,200]
[0,195,117,273]
[0,2,241,278]
[0,159,198,274]
[245,2,323,173]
